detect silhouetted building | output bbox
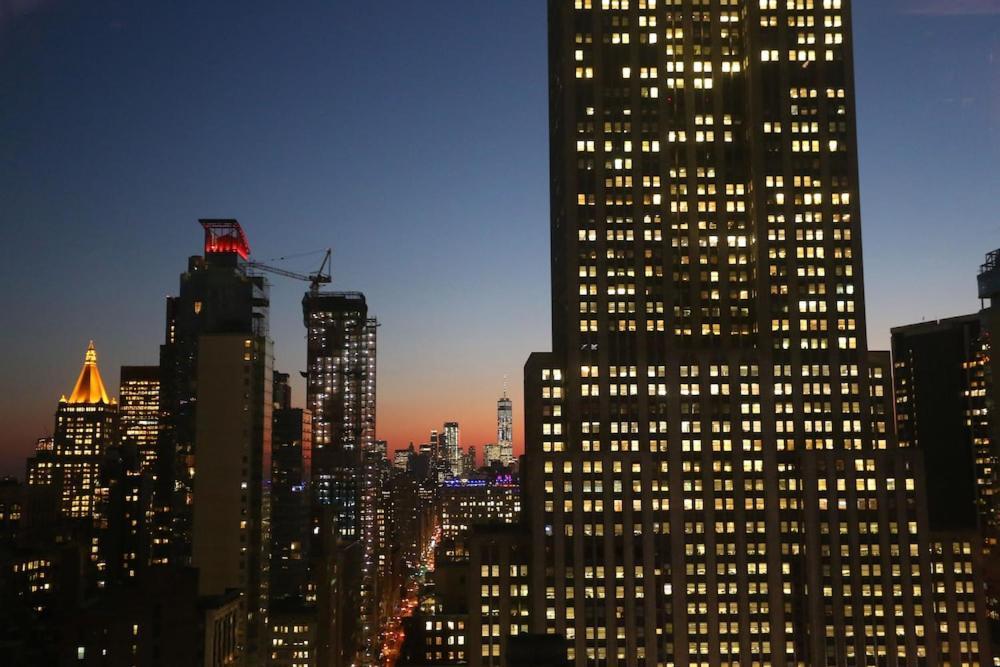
[892,316,986,532]
[507,635,569,667]
[96,442,154,585]
[157,220,273,661]
[0,477,23,546]
[271,373,313,602]
[57,566,242,666]
[269,596,319,667]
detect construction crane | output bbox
[248,248,332,294]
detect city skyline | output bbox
[2,3,1000,666]
[3,1,1000,477]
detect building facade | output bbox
[271,373,314,602]
[118,366,160,473]
[302,292,377,539]
[523,2,992,665]
[891,316,988,533]
[53,343,118,521]
[302,291,378,664]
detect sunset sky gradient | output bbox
[1,1,999,476]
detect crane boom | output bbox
[248,248,332,294]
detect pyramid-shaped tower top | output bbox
[65,341,111,404]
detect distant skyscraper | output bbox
[442,422,461,478]
[497,388,514,466]
[463,446,477,476]
[522,3,992,665]
[394,445,414,472]
[483,443,502,468]
[118,366,160,473]
[157,220,272,659]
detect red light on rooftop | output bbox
[199,219,250,260]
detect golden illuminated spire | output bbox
[66,341,111,404]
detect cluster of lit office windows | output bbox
[423,619,465,663]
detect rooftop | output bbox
[63,341,112,404]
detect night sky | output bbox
[1,0,999,477]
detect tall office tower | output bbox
[524,3,991,665]
[157,220,272,660]
[443,422,461,478]
[431,429,449,481]
[498,389,514,466]
[431,429,441,460]
[118,366,160,473]
[52,342,118,520]
[302,292,376,538]
[271,372,313,601]
[484,443,503,467]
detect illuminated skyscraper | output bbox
[498,388,514,466]
[302,291,377,664]
[443,422,461,478]
[51,342,117,520]
[302,292,376,537]
[118,366,160,473]
[524,2,991,665]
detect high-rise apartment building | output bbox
[302,292,376,538]
[524,2,991,665]
[302,291,377,664]
[118,366,160,473]
[157,220,273,660]
[498,391,514,466]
